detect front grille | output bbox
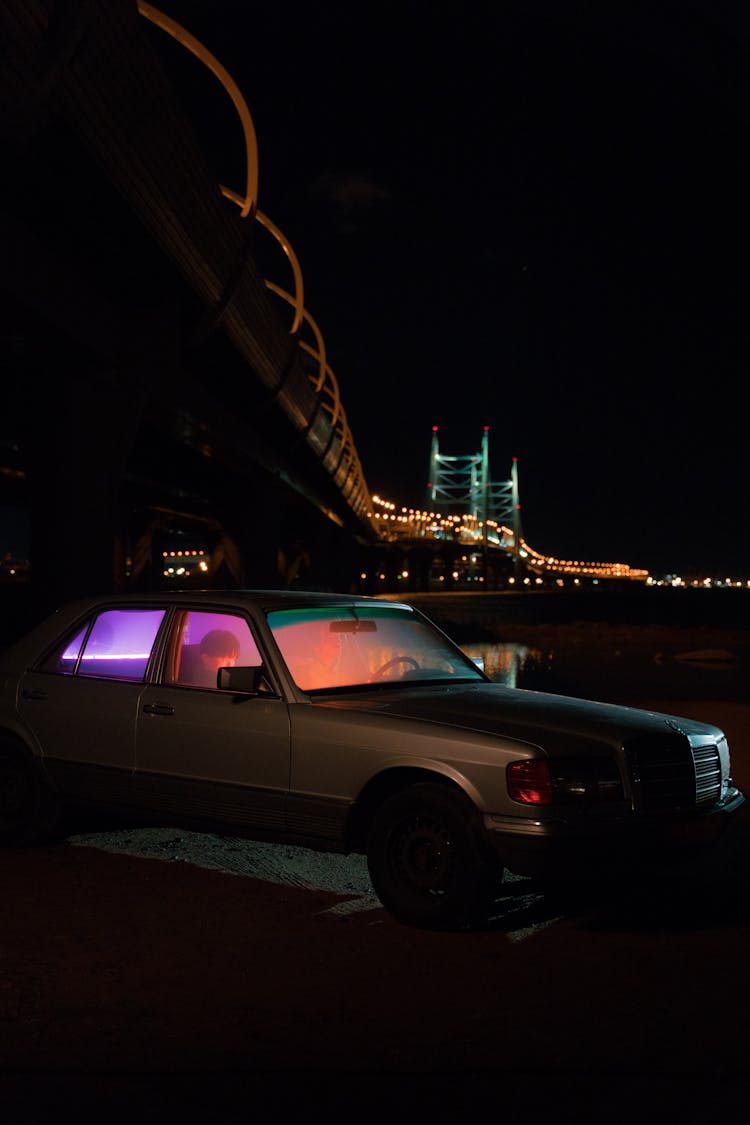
[627,733,722,811]
[693,744,722,804]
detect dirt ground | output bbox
[2,630,750,1123]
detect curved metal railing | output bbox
[138,2,374,529]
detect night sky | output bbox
[151,1,749,577]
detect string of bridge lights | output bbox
[369,494,651,581]
[368,497,750,588]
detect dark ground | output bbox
[3,790,750,1125]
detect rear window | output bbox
[41,609,166,682]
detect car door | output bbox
[134,608,291,834]
[17,606,167,807]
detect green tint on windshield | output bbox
[266,605,411,629]
[267,605,484,691]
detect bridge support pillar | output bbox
[233,482,288,588]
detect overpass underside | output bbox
[0,0,377,620]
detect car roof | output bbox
[54,589,412,615]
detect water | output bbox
[400,588,750,705]
[462,641,537,688]
[459,637,749,704]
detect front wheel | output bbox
[366,783,501,930]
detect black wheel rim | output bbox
[387,813,456,896]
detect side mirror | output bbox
[217,665,273,695]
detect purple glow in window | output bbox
[60,627,87,667]
[77,609,166,681]
[40,624,89,675]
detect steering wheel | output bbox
[373,655,420,679]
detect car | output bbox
[0,589,745,929]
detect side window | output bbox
[40,609,166,682]
[40,624,89,675]
[167,611,262,690]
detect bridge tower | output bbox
[425,427,522,557]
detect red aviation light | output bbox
[507,759,554,805]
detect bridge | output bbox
[369,426,648,591]
[0,1,647,624]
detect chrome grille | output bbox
[628,734,721,811]
[693,744,722,804]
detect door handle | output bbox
[22,689,47,701]
[142,702,175,716]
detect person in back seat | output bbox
[179,628,240,688]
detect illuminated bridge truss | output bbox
[425,427,521,549]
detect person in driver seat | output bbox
[289,621,344,691]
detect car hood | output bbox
[317,681,721,749]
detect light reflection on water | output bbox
[460,635,747,702]
[461,642,547,688]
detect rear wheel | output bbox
[366,783,501,930]
[0,748,60,846]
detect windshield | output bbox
[266,604,485,692]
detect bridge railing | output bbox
[138,2,375,531]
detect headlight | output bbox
[508,756,623,806]
[507,760,553,805]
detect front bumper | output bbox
[483,786,746,879]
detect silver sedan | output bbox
[0,589,744,929]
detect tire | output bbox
[0,748,60,846]
[366,782,501,930]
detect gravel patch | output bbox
[67,827,551,931]
[68,826,382,910]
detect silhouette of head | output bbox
[199,629,240,674]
